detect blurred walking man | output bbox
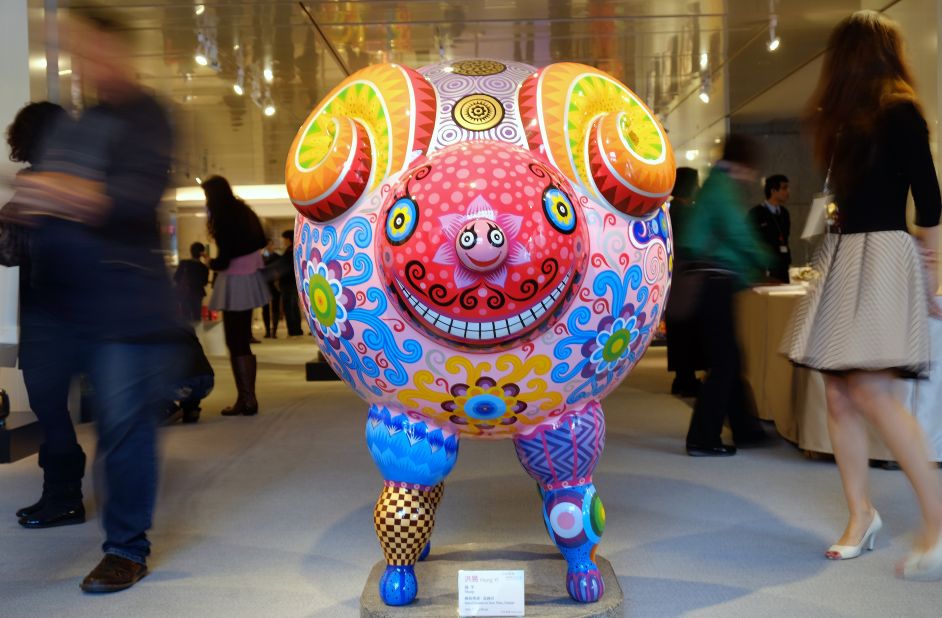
[4,7,181,592]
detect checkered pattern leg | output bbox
[427,482,445,510]
[373,486,438,566]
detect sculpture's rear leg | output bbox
[513,401,606,603]
[366,405,459,606]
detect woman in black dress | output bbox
[784,11,942,579]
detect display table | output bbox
[737,287,942,461]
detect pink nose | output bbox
[455,219,509,273]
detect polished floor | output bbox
[1,336,940,617]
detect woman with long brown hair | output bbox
[784,10,942,580]
[204,176,270,416]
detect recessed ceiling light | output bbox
[264,105,276,117]
[767,36,781,52]
[195,5,205,16]
[194,54,208,66]
[698,90,710,104]
[263,68,273,83]
[233,83,244,96]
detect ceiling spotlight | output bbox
[685,149,699,162]
[767,12,780,52]
[233,83,244,96]
[194,54,208,66]
[264,104,276,117]
[698,76,711,104]
[195,4,205,16]
[263,67,273,83]
[699,52,709,71]
[195,176,202,185]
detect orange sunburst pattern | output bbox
[519,63,674,214]
[286,64,436,213]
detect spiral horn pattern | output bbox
[285,64,437,222]
[518,63,675,217]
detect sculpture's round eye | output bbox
[543,187,576,233]
[386,197,418,245]
[487,227,504,247]
[459,229,477,249]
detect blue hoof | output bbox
[566,567,604,603]
[379,565,417,606]
[418,541,431,562]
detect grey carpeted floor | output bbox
[1,337,941,617]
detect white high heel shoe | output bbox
[826,511,883,560]
[899,529,942,581]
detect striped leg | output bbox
[513,401,607,602]
[366,405,459,606]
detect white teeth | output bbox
[396,273,570,341]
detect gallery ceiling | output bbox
[51,1,888,187]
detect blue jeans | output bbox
[84,340,181,564]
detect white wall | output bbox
[0,0,33,422]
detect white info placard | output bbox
[457,569,525,616]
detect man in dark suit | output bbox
[748,174,791,283]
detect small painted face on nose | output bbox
[456,219,508,272]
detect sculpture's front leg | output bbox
[365,404,459,606]
[513,401,606,602]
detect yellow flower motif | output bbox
[398,354,563,437]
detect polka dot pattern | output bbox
[376,140,589,348]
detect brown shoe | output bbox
[80,554,148,593]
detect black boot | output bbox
[221,355,258,416]
[181,402,201,424]
[16,445,48,518]
[19,446,86,529]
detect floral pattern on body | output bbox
[398,355,563,437]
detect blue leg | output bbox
[514,401,607,603]
[366,405,458,606]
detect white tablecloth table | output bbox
[738,287,942,462]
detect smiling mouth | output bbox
[396,274,571,341]
[468,255,500,268]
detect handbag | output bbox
[802,134,840,240]
[665,260,712,323]
[0,221,29,267]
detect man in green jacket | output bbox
[676,135,771,456]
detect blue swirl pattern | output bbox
[551,265,657,404]
[297,215,423,396]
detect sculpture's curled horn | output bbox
[518,63,675,217]
[285,64,437,222]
